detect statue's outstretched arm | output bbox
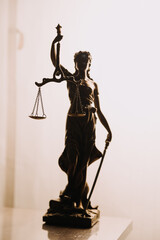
[94,83,112,142]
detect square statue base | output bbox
[43,199,100,228]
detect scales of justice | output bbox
[29,24,112,228]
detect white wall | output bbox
[1,0,160,239]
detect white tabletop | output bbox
[0,208,132,240]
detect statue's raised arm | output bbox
[50,24,63,67]
[35,24,73,87]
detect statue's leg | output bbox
[72,142,93,208]
[80,139,94,209]
[60,143,78,202]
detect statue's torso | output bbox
[67,78,96,107]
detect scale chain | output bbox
[39,88,46,117]
[31,87,40,116]
[76,82,84,115]
[36,88,40,116]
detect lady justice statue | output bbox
[31,25,112,227]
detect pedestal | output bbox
[43,199,100,228]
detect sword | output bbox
[84,140,110,211]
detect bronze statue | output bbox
[30,25,112,227]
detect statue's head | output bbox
[74,51,92,72]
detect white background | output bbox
[0,0,160,239]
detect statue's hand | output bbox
[105,132,112,145]
[53,35,63,44]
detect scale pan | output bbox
[29,115,46,120]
